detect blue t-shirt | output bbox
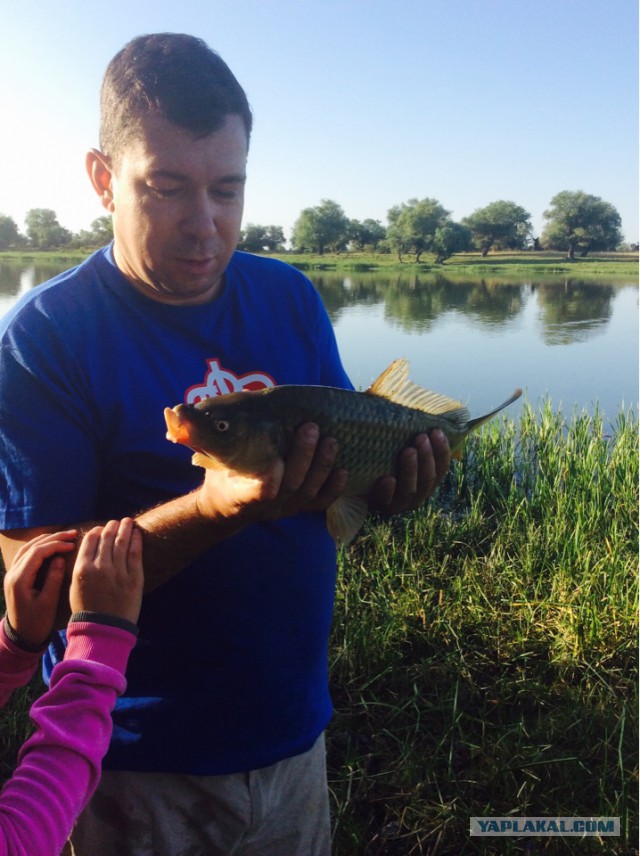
[0,246,352,774]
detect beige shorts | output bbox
[64,734,331,856]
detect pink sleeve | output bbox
[0,622,136,856]
[0,620,41,709]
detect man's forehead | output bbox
[117,113,248,173]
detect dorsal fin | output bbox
[367,358,470,422]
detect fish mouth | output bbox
[164,405,194,445]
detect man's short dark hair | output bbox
[100,33,253,164]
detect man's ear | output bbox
[86,149,115,213]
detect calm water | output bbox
[1,262,637,422]
[312,271,638,422]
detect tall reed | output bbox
[328,403,638,855]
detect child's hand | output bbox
[3,531,78,647]
[69,518,143,625]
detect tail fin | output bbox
[466,388,523,433]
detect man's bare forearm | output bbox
[0,493,245,597]
[134,490,244,591]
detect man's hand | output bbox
[195,423,348,525]
[195,423,449,525]
[368,429,450,515]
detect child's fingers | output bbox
[96,520,120,566]
[112,518,135,569]
[127,527,144,578]
[75,526,103,566]
[11,531,78,567]
[8,539,77,590]
[37,555,67,601]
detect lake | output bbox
[0,260,637,422]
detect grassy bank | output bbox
[274,250,638,278]
[0,250,92,264]
[0,405,637,854]
[1,249,637,278]
[327,403,638,854]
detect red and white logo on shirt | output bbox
[185,358,275,404]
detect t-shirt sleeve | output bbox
[0,304,102,530]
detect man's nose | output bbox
[183,191,218,241]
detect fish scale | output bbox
[267,385,441,494]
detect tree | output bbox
[25,208,71,249]
[462,200,532,256]
[238,223,285,253]
[89,216,114,245]
[432,221,473,264]
[0,215,21,250]
[347,218,386,251]
[292,200,350,254]
[541,191,623,258]
[386,198,450,262]
[70,216,114,249]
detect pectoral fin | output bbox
[191,451,224,470]
[326,496,369,546]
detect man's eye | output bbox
[150,186,180,198]
[211,189,237,201]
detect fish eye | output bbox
[214,420,230,432]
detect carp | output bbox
[165,358,521,545]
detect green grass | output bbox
[0,250,92,263]
[1,248,637,277]
[274,250,638,278]
[327,403,638,854]
[0,404,636,854]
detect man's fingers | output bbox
[413,434,436,501]
[280,423,321,495]
[429,429,451,483]
[368,429,451,516]
[294,436,341,503]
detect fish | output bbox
[164,358,522,546]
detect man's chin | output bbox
[141,268,225,305]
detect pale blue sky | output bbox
[1,0,637,243]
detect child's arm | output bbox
[0,519,143,856]
[0,620,41,707]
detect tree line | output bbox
[288,192,629,261]
[0,210,114,252]
[0,191,632,260]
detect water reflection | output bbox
[535,280,615,344]
[312,271,625,345]
[0,262,72,312]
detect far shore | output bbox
[1,248,638,277]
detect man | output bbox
[0,34,449,854]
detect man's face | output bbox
[108,112,247,305]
